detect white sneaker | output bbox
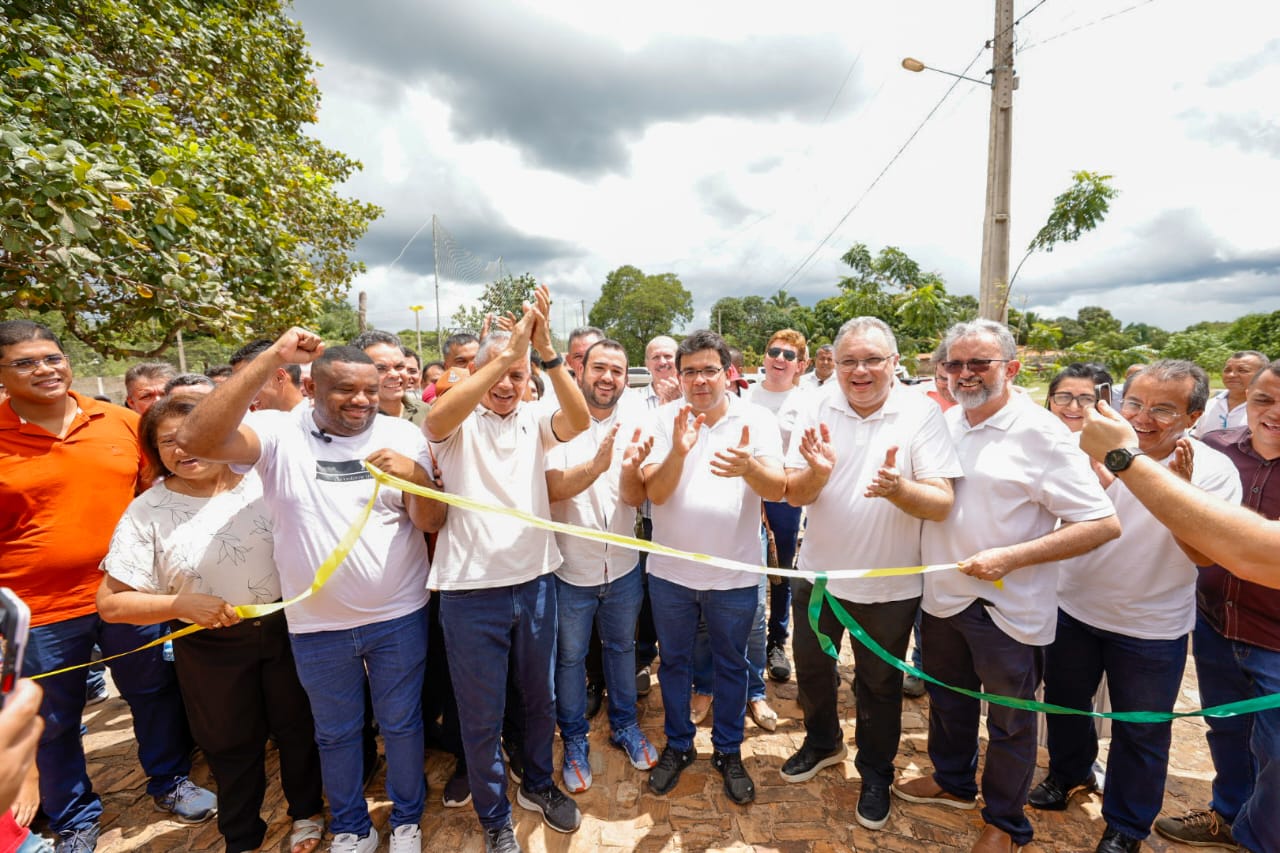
[388,823,423,853]
[329,829,379,853]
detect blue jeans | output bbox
[693,577,768,703]
[290,607,427,837]
[440,574,558,830]
[649,576,756,754]
[1193,612,1280,853]
[922,602,1042,846]
[555,570,643,740]
[764,500,802,646]
[1043,610,1186,839]
[25,614,194,835]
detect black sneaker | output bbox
[516,783,581,833]
[635,666,652,697]
[484,824,522,853]
[442,764,471,808]
[780,742,848,783]
[648,745,696,795]
[856,783,891,830]
[585,680,605,720]
[1028,772,1097,811]
[711,751,755,804]
[767,644,791,682]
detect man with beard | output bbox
[892,319,1120,853]
[179,332,444,853]
[545,339,658,794]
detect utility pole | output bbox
[978,0,1015,323]
[409,305,425,352]
[358,290,367,332]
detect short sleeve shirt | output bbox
[238,407,431,633]
[646,395,783,590]
[787,384,963,603]
[1057,439,1241,639]
[546,410,639,586]
[101,473,282,614]
[921,395,1116,645]
[429,403,563,590]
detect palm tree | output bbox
[768,289,800,310]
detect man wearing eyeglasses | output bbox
[892,319,1120,853]
[1032,361,1240,853]
[0,320,217,852]
[781,317,962,831]
[625,329,785,807]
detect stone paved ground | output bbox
[63,640,1220,853]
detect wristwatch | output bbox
[540,354,564,370]
[1103,446,1146,473]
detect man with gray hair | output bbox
[892,319,1120,853]
[782,316,962,831]
[125,361,178,414]
[426,284,590,853]
[1031,360,1240,853]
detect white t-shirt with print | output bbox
[786,383,963,603]
[645,395,783,591]
[237,407,432,633]
[921,395,1116,646]
[101,473,279,613]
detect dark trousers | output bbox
[635,517,659,668]
[791,579,918,786]
[922,602,1043,845]
[172,611,323,853]
[764,501,802,647]
[25,614,194,835]
[1043,609,1186,840]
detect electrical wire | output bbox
[775,45,987,291]
[1019,0,1158,52]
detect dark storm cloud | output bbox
[291,1,861,177]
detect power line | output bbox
[1019,0,1158,52]
[776,46,987,291]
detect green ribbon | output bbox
[807,576,1280,722]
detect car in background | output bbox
[627,366,651,388]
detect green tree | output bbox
[767,288,800,310]
[589,265,693,363]
[1225,311,1280,356]
[451,272,538,334]
[1027,321,1063,353]
[1003,170,1119,314]
[708,295,793,352]
[1077,306,1123,339]
[0,0,379,358]
[1159,329,1233,372]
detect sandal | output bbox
[290,817,324,853]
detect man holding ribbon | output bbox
[892,319,1120,853]
[179,331,444,853]
[781,316,961,831]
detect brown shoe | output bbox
[891,775,977,810]
[971,823,1023,853]
[690,693,712,725]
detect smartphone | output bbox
[1095,383,1112,409]
[1,587,31,709]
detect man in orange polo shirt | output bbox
[0,321,215,853]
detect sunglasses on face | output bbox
[940,358,1009,375]
[766,347,798,362]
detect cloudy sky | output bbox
[288,0,1280,340]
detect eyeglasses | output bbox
[1048,392,1097,408]
[837,356,892,372]
[1119,399,1183,424]
[940,358,1009,375]
[679,366,724,380]
[766,347,798,362]
[0,354,68,374]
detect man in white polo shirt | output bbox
[781,317,962,832]
[1031,361,1240,853]
[426,285,590,853]
[179,332,445,853]
[545,339,658,795]
[626,329,785,806]
[891,319,1120,853]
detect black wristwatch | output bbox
[540,354,564,370]
[1103,446,1146,473]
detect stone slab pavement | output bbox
[59,639,1222,852]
